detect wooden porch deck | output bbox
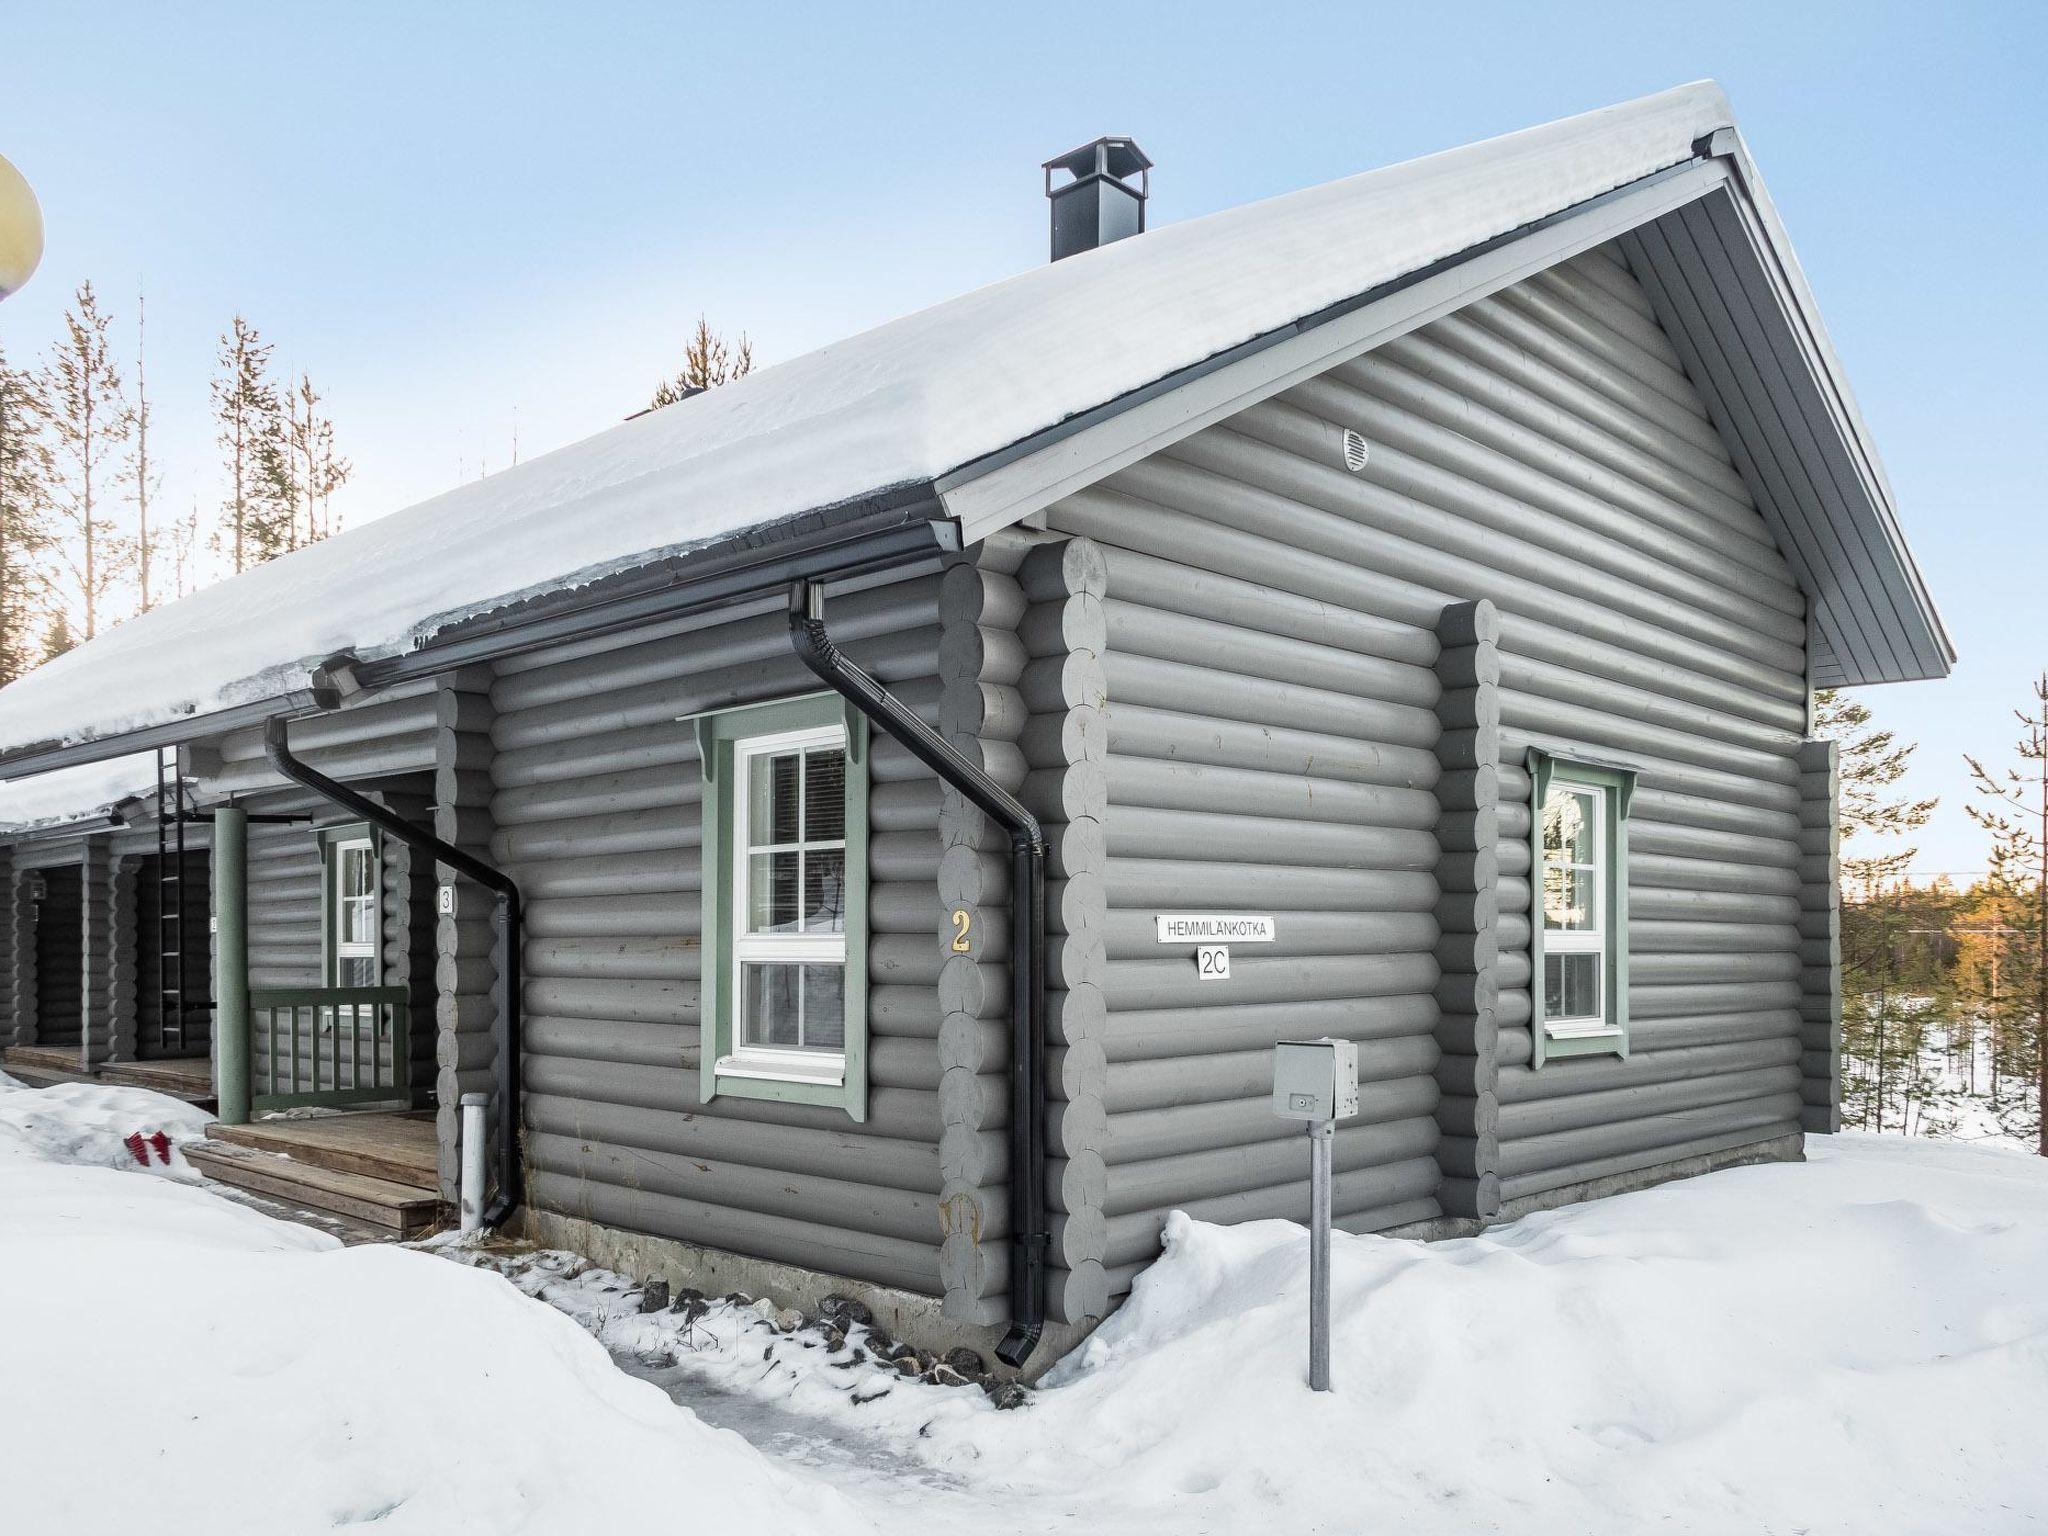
[185,1110,447,1240]
[2,1047,216,1103]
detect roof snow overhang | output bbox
[0,82,1948,789]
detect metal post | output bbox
[212,805,250,1125]
[1308,1119,1333,1392]
[459,1092,489,1234]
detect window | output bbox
[323,828,381,987]
[1528,750,1636,1065]
[695,694,869,1119]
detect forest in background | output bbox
[1827,682,2048,1155]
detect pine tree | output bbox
[1964,673,2048,1155]
[211,315,290,573]
[125,286,164,612]
[1815,689,1940,1131]
[648,316,754,409]
[279,372,350,548]
[0,343,53,684]
[39,610,74,662]
[40,280,134,640]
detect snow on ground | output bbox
[0,1077,878,1536]
[0,1076,213,1174]
[5,1073,2047,1535]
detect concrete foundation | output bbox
[517,1204,1092,1383]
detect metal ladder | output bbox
[153,744,193,1054]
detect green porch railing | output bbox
[248,986,410,1111]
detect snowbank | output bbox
[923,1134,2048,1533]
[0,1077,214,1176]
[0,84,1730,756]
[0,1085,877,1535]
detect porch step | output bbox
[206,1113,437,1188]
[185,1141,447,1238]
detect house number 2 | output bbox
[950,909,973,953]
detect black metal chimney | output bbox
[1043,137,1151,261]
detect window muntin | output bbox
[1540,782,1607,1030]
[730,725,849,1067]
[329,835,379,988]
[1527,749,1635,1065]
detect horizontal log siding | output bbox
[206,681,440,797]
[490,574,950,1299]
[245,783,432,1094]
[1049,242,1811,1233]
[1045,481,1448,1295]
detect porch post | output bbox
[213,805,250,1125]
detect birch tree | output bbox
[125,287,164,611]
[40,281,133,640]
[0,343,52,683]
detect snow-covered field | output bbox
[4,1076,2046,1536]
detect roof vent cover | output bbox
[1043,137,1152,262]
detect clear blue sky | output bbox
[4,1,2043,875]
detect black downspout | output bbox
[262,716,524,1226]
[787,580,1050,1367]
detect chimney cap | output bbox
[1043,136,1153,184]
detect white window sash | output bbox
[730,722,849,1060]
[1542,781,1607,1025]
[331,836,377,978]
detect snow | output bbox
[0,750,159,830]
[0,1077,213,1174]
[0,82,1732,759]
[11,1070,2042,1535]
[0,1077,881,1536]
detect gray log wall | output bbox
[1043,486,1451,1296]
[1042,240,1822,1286]
[434,670,501,1197]
[1798,738,1841,1132]
[489,573,954,1301]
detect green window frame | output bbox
[318,822,383,988]
[1528,748,1637,1066]
[694,692,871,1120]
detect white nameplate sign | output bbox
[1156,914,1276,944]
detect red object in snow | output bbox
[148,1130,173,1164]
[122,1131,150,1166]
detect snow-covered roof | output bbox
[0,754,156,834]
[0,80,1903,764]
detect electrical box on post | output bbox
[1272,1038,1359,1123]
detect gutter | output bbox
[0,500,956,782]
[787,579,1051,1368]
[262,715,525,1227]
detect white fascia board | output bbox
[935,157,1733,545]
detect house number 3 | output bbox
[950,909,973,953]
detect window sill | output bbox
[716,1053,846,1088]
[1544,1021,1622,1042]
[1538,1021,1628,1063]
